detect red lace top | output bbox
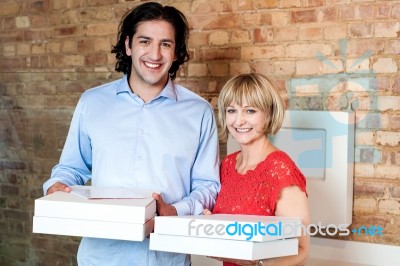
[212,150,307,266]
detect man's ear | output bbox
[125,36,132,56]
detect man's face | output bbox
[125,20,177,90]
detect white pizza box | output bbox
[150,233,298,260]
[33,214,155,241]
[153,214,302,242]
[33,190,156,224]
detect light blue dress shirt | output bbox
[43,76,221,266]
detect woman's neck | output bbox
[236,137,276,174]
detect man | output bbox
[43,2,220,265]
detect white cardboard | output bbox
[150,233,298,260]
[70,185,150,199]
[34,191,156,224]
[33,215,155,241]
[154,214,302,242]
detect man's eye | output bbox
[161,42,172,48]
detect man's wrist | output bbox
[171,205,177,216]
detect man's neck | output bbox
[128,76,168,103]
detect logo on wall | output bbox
[284,39,380,168]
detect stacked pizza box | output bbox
[150,214,302,260]
[33,186,156,241]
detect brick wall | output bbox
[0,0,399,264]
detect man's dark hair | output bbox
[111,2,190,80]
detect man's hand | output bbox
[152,193,177,216]
[46,182,71,195]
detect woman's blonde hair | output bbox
[218,73,285,141]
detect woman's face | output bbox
[225,100,267,146]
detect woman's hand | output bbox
[203,209,212,215]
[208,256,259,265]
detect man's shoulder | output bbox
[174,83,211,107]
[82,77,124,98]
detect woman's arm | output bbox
[208,185,310,266]
[263,185,310,266]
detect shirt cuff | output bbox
[172,200,192,216]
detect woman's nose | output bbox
[235,113,245,125]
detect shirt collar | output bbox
[116,75,177,102]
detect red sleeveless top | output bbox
[212,151,307,266]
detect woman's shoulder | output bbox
[266,150,296,165]
[222,151,240,162]
[221,151,240,169]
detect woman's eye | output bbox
[246,109,256,114]
[226,109,236,113]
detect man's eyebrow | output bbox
[136,35,174,43]
[136,35,151,40]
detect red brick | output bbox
[375,77,390,92]
[1,184,20,195]
[54,26,84,37]
[199,47,240,61]
[254,0,277,9]
[29,0,51,15]
[299,27,322,40]
[0,2,20,16]
[358,5,373,20]
[56,81,85,93]
[52,55,85,67]
[388,40,400,55]
[349,23,373,38]
[0,58,24,69]
[30,15,48,28]
[307,0,324,7]
[79,7,115,22]
[242,12,272,27]
[254,27,273,43]
[231,0,254,10]
[340,6,355,20]
[191,0,231,14]
[346,40,385,56]
[30,55,50,68]
[86,0,117,7]
[319,7,337,22]
[192,14,240,30]
[3,17,17,30]
[354,182,385,197]
[394,77,400,93]
[393,3,400,18]
[374,3,391,19]
[0,31,24,42]
[86,23,118,36]
[85,54,108,66]
[291,9,317,23]
[78,39,95,53]
[24,29,53,41]
[275,27,298,41]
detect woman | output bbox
[208,73,310,266]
